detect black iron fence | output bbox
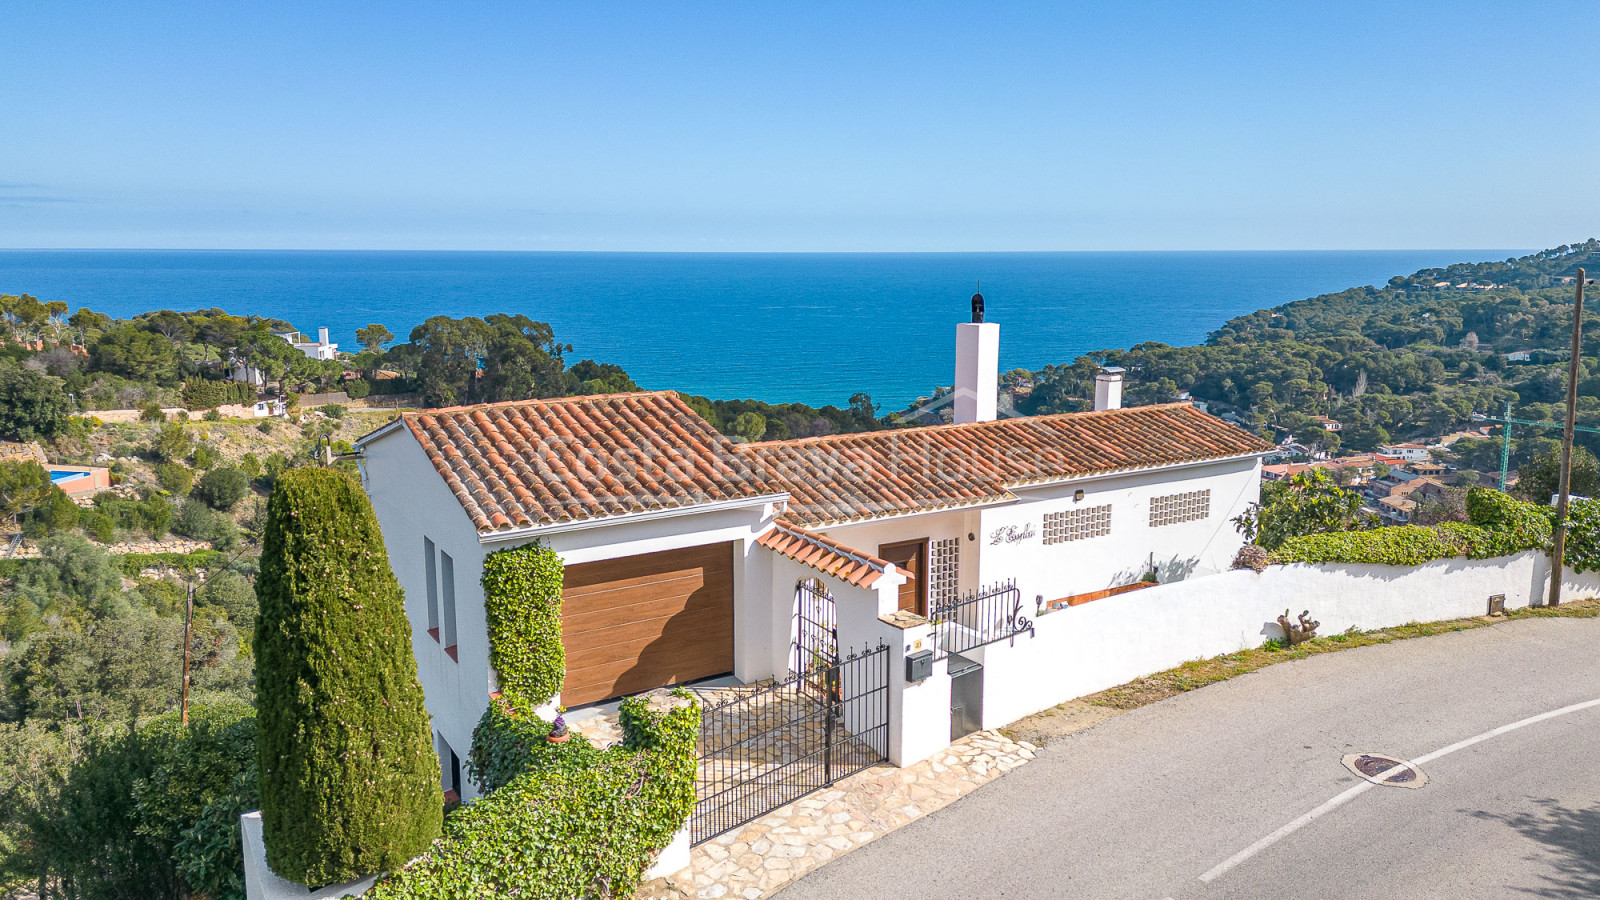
[692,643,889,845]
[930,579,1035,660]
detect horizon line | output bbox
[0,246,1538,255]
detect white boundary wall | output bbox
[979,552,1600,731]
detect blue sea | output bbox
[0,250,1525,409]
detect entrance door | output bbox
[878,538,927,616]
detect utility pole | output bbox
[181,579,194,725]
[1548,267,1586,608]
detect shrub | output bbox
[34,703,257,900]
[256,420,272,434]
[1516,447,1600,505]
[1562,499,1600,574]
[467,701,599,795]
[0,363,71,441]
[192,443,221,470]
[238,452,262,480]
[199,570,257,626]
[156,461,194,496]
[1466,486,1553,545]
[480,543,565,713]
[141,403,166,422]
[174,499,217,541]
[181,379,255,410]
[0,459,52,527]
[193,467,250,511]
[363,692,699,900]
[1270,488,1555,567]
[37,486,80,536]
[254,468,441,886]
[1234,469,1372,550]
[316,403,346,420]
[344,379,371,400]
[1271,525,1477,566]
[152,422,193,461]
[203,408,222,422]
[116,548,227,575]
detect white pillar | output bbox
[954,322,1000,424]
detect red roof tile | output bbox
[737,403,1273,528]
[756,519,904,588]
[393,391,777,534]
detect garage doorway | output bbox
[561,542,735,706]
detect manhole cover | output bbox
[1342,753,1427,789]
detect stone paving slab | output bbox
[635,730,1036,900]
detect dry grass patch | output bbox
[1003,597,1600,746]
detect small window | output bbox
[1043,505,1112,544]
[440,550,458,661]
[436,732,462,799]
[1150,489,1211,527]
[423,537,441,641]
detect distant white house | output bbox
[274,327,338,361]
[357,298,1272,797]
[228,326,338,384]
[1378,442,1433,462]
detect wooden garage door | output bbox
[561,542,734,706]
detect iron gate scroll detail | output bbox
[930,579,1034,660]
[692,644,889,845]
[793,577,839,676]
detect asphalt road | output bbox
[776,616,1600,899]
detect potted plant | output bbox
[547,707,570,744]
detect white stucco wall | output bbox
[977,456,1261,608]
[360,427,492,799]
[976,551,1600,731]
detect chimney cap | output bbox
[1097,366,1126,376]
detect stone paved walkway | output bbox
[635,730,1036,900]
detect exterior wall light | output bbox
[1074,489,1086,501]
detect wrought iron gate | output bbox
[692,643,889,844]
[793,577,839,677]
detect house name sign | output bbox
[989,523,1036,545]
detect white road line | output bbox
[1197,696,1600,884]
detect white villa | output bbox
[229,327,340,385]
[357,300,1273,799]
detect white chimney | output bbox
[954,290,998,424]
[318,326,330,346]
[1094,366,1124,411]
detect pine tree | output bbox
[255,467,441,886]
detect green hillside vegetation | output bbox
[1017,240,1600,468]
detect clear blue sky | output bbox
[3,1,1595,251]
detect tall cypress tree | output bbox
[255,467,441,886]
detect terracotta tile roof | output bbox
[392,391,778,534]
[756,519,904,588]
[737,403,1273,528]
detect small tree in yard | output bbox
[1233,469,1374,551]
[255,468,440,886]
